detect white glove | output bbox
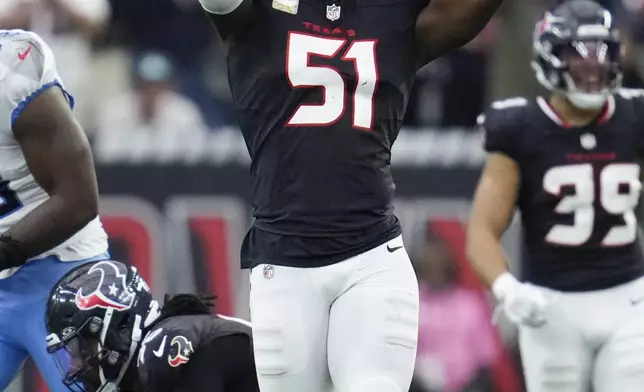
[492,273,548,328]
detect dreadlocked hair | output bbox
[155,293,217,323]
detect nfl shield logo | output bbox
[326,4,341,21]
[580,133,596,150]
[263,264,274,279]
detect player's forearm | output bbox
[4,192,98,259]
[415,0,503,64]
[466,227,510,288]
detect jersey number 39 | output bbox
[286,32,378,130]
[544,163,641,246]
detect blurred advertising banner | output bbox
[91,162,522,317]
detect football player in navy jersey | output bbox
[45,260,258,392]
[193,0,505,390]
[467,1,644,391]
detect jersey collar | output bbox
[536,95,615,128]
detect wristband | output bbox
[0,235,28,270]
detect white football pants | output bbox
[249,235,419,392]
[519,276,644,392]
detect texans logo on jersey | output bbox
[168,335,194,367]
[75,261,135,311]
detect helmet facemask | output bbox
[46,306,147,392]
[532,14,623,110]
[45,261,161,392]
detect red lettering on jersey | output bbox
[566,152,616,162]
[301,22,356,37]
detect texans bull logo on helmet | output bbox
[75,261,135,311]
[168,335,194,367]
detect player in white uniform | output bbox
[467,1,644,391]
[0,29,109,391]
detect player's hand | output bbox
[491,272,548,328]
[0,235,28,273]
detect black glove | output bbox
[0,235,28,272]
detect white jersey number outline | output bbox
[543,163,641,246]
[286,32,378,130]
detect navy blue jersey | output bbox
[480,91,644,291]
[137,315,253,392]
[207,0,426,268]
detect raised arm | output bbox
[415,0,504,65]
[199,0,253,42]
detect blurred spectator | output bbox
[412,229,500,392]
[95,51,207,151]
[107,0,234,127]
[405,19,499,128]
[0,0,111,128]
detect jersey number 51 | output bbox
[285,32,378,130]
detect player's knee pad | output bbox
[535,360,588,392]
[345,376,401,392]
[595,330,644,389]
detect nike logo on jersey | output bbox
[387,245,403,253]
[153,335,167,357]
[18,44,32,61]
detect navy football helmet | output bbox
[532,0,622,109]
[45,260,160,392]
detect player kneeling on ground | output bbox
[44,260,259,392]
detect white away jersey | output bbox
[0,30,107,278]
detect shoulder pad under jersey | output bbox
[614,88,644,115]
[0,29,72,132]
[477,96,529,162]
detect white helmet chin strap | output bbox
[562,72,609,110]
[566,91,608,110]
[96,311,144,392]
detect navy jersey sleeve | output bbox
[136,324,200,392]
[477,97,528,163]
